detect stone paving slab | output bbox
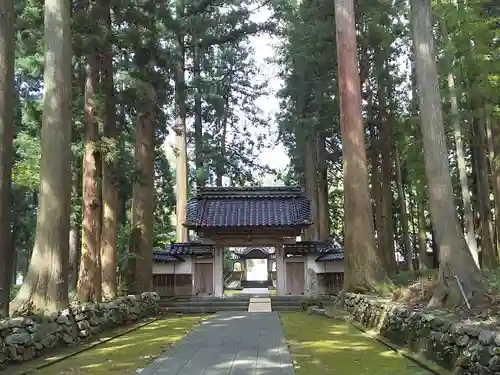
[140,312,293,375]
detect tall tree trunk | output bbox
[215,94,229,186]
[395,148,413,270]
[417,196,429,270]
[334,0,385,290]
[485,109,500,259]
[0,0,14,317]
[368,93,385,264]
[193,44,205,188]
[10,0,72,314]
[69,164,81,291]
[76,51,102,303]
[410,0,486,307]
[473,110,497,268]
[317,132,330,241]
[130,84,155,293]
[101,2,118,300]
[376,55,396,274]
[440,16,479,267]
[174,11,189,242]
[304,136,319,240]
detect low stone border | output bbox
[338,293,500,375]
[0,292,160,370]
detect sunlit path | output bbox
[140,312,293,375]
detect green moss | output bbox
[31,315,207,375]
[280,313,430,375]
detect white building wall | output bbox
[152,257,193,275]
[325,261,344,273]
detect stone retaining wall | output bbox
[0,292,160,369]
[342,293,500,375]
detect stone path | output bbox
[140,312,293,375]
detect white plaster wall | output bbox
[152,257,193,275]
[152,263,174,274]
[306,254,323,273]
[325,261,344,273]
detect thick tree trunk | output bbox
[0,0,14,317]
[130,85,155,293]
[411,0,486,307]
[76,51,102,303]
[174,19,189,242]
[395,148,413,270]
[439,20,479,267]
[10,0,72,314]
[334,0,385,291]
[100,5,118,300]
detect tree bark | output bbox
[439,17,479,267]
[76,51,102,303]
[174,10,189,242]
[334,0,385,291]
[0,0,14,317]
[130,84,155,293]
[410,0,486,307]
[10,0,72,314]
[100,2,118,300]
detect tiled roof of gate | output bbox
[166,242,215,255]
[184,186,312,229]
[316,249,345,261]
[284,241,334,254]
[152,251,184,262]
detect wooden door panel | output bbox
[286,262,305,295]
[195,263,214,295]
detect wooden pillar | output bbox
[275,243,286,295]
[213,245,223,297]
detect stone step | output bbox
[248,297,272,312]
[163,306,249,313]
[272,305,302,312]
[161,301,249,308]
[162,296,251,303]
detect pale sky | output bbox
[163,5,290,185]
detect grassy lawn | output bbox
[280,313,430,375]
[25,315,206,375]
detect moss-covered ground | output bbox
[280,312,431,375]
[21,315,206,375]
